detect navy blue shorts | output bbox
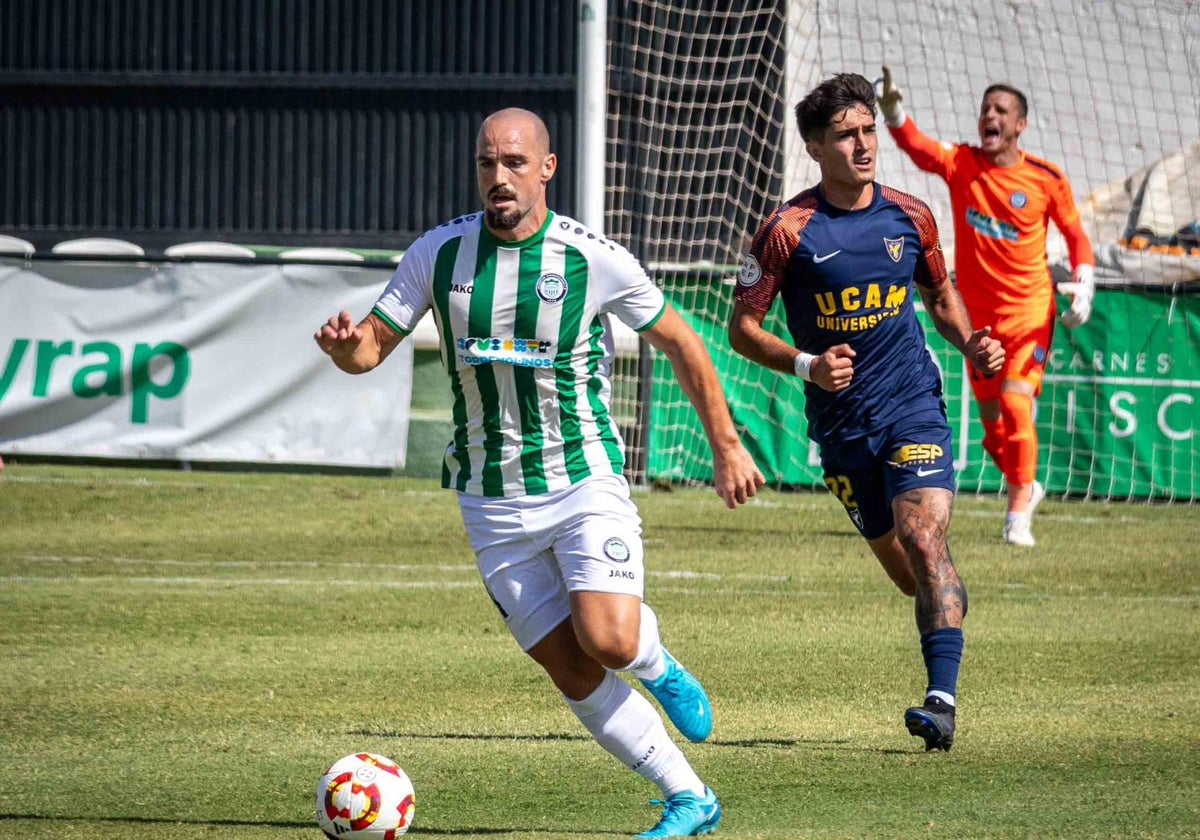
[818,404,956,540]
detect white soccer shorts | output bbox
[457,473,646,651]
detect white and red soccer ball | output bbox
[315,753,415,839]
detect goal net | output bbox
[605,0,1200,501]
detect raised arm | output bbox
[642,305,765,507]
[881,65,956,178]
[314,310,406,374]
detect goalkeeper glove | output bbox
[878,66,907,127]
[1057,263,1095,328]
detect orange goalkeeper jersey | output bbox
[889,116,1094,326]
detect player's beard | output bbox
[485,205,524,231]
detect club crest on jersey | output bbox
[1010,191,1028,209]
[536,273,568,304]
[738,254,762,287]
[603,537,631,562]
[884,237,905,263]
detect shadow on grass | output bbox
[716,737,914,755]
[715,736,849,748]
[350,729,593,742]
[353,730,914,756]
[0,813,601,835]
[0,814,310,829]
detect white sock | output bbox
[926,690,956,708]
[620,602,666,681]
[565,671,704,797]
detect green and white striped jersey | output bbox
[373,210,666,497]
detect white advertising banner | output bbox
[0,259,413,469]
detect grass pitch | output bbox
[1,463,1197,839]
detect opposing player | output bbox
[728,73,1003,751]
[879,67,1096,546]
[316,107,764,838]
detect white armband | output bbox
[793,351,817,381]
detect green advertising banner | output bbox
[648,284,1200,502]
[1037,290,1199,500]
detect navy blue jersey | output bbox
[736,183,950,445]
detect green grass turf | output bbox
[1,463,1197,838]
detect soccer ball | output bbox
[315,753,416,839]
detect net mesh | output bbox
[606,0,1200,501]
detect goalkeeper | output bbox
[879,67,1095,547]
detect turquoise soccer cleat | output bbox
[640,648,713,743]
[635,787,722,838]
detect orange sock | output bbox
[980,415,1006,471]
[999,391,1037,486]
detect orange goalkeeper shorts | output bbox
[967,310,1055,403]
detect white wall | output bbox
[785,0,1200,260]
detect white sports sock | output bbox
[926,689,956,708]
[620,602,666,681]
[565,671,704,797]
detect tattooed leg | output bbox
[893,487,966,632]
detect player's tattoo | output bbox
[895,488,965,632]
[915,570,967,633]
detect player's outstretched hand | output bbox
[965,326,1004,374]
[879,66,906,126]
[314,311,364,358]
[712,442,766,509]
[811,344,856,392]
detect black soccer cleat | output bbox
[904,697,956,752]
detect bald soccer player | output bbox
[316,108,764,838]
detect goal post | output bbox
[604,0,1200,501]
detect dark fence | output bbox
[0,0,578,253]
